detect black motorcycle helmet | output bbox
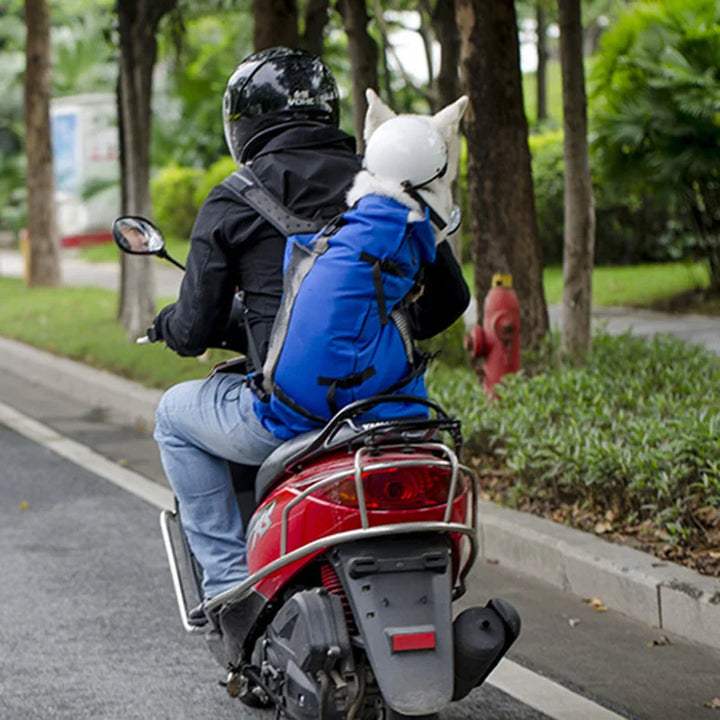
[223,47,340,164]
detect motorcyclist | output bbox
[150,47,470,618]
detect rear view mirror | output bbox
[113,216,165,255]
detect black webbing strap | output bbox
[272,383,329,425]
[318,366,377,416]
[380,349,431,397]
[231,291,263,372]
[359,252,406,326]
[401,181,447,230]
[223,165,326,237]
[221,165,326,377]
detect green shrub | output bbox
[529,131,695,266]
[419,317,469,369]
[427,330,720,544]
[151,165,204,239]
[194,155,237,208]
[529,131,565,265]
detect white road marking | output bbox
[0,400,627,720]
[0,400,172,510]
[488,658,626,719]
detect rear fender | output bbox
[329,534,454,716]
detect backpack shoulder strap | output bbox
[223,165,326,237]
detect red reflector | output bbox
[391,632,436,652]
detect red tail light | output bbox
[317,465,459,509]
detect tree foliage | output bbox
[590,0,720,289]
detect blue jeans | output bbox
[154,374,284,600]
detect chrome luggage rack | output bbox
[161,396,478,631]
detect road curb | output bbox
[478,501,720,648]
[1,335,718,650]
[0,336,161,433]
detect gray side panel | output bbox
[330,534,454,716]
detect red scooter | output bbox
[114,217,520,719]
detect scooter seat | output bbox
[254,414,447,503]
[255,424,361,503]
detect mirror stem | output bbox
[157,249,186,271]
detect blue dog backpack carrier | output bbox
[223,166,437,438]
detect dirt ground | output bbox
[470,455,720,579]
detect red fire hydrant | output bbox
[465,274,521,398]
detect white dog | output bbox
[347,88,469,245]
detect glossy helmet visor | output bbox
[223,47,340,164]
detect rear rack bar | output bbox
[205,520,477,615]
[205,442,478,616]
[162,439,479,629]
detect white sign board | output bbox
[51,93,120,244]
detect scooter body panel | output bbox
[245,447,471,602]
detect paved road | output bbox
[0,378,548,720]
[3,368,720,719]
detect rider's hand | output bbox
[147,325,162,343]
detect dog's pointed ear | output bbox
[363,89,396,146]
[430,95,469,143]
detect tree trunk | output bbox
[116,0,176,340]
[433,0,462,259]
[558,0,595,357]
[24,0,61,287]
[456,0,548,350]
[302,0,330,56]
[433,0,460,112]
[337,0,378,153]
[253,0,299,52]
[536,2,548,122]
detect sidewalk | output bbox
[0,247,182,298]
[464,296,720,356]
[1,249,719,650]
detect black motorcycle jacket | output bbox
[154,123,470,370]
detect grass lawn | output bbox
[81,235,190,265]
[542,262,711,307]
[0,277,233,390]
[462,260,713,312]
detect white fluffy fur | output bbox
[347,88,469,244]
[346,170,426,222]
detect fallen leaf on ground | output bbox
[19,500,28,511]
[584,596,609,612]
[568,618,581,628]
[647,635,671,648]
[705,698,720,709]
[117,458,129,466]
[486,558,499,565]
[594,520,613,534]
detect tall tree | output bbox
[23,0,61,287]
[337,0,378,153]
[536,1,548,121]
[116,0,176,339]
[302,0,330,56]
[456,0,548,349]
[253,0,298,51]
[431,0,460,114]
[558,0,595,356]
